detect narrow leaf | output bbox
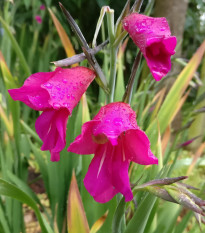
[92,6,110,48]
[0,16,30,77]
[90,210,108,233]
[147,40,205,146]
[112,198,126,233]
[0,179,51,233]
[187,142,205,175]
[48,8,77,66]
[67,171,90,233]
[81,94,90,123]
[125,194,157,233]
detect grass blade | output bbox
[0,179,51,233]
[67,171,90,233]
[146,40,205,147]
[48,8,77,66]
[0,16,30,77]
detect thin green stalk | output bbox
[109,48,118,103]
[114,31,127,48]
[106,9,118,103]
[122,52,142,104]
[28,30,39,69]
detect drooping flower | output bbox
[68,102,158,203]
[123,13,177,81]
[8,67,96,161]
[35,15,42,24]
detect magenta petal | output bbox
[84,144,117,203]
[42,67,96,114]
[124,129,158,165]
[8,71,53,110]
[8,67,96,112]
[162,37,177,55]
[68,121,99,154]
[51,152,60,162]
[112,141,133,202]
[123,13,177,81]
[93,102,138,144]
[145,37,177,81]
[35,109,69,161]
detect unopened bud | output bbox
[175,183,205,206]
[166,187,205,216]
[146,186,177,204]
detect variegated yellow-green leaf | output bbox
[67,171,90,233]
[0,51,16,89]
[157,121,163,170]
[48,9,77,66]
[0,105,13,137]
[187,142,205,175]
[90,211,108,233]
[81,94,90,123]
[188,54,205,150]
[147,40,205,147]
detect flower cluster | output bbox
[8,11,177,203]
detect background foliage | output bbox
[0,0,205,232]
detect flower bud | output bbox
[165,186,205,216]
[145,186,177,204]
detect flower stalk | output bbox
[122,51,142,104]
[106,8,118,103]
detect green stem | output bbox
[109,48,118,103]
[114,30,127,48]
[106,9,118,103]
[122,52,142,104]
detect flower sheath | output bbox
[68,102,158,203]
[8,67,96,161]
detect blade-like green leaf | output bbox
[0,16,30,77]
[112,197,125,233]
[146,40,205,147]
[125,194,157,233]
[48,8,77,66]
[0,179,52,233]
[90,210,108,233]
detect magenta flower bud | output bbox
[40,4,46,10]
[8,67,96,162]
[68,102,158,203]
[35,15,42,24]
[123,13,177,81]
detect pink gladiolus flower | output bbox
[35,15,42,24]
[68,102,158,203]
[123,13,177,81]
[8,67,96,162]
[40,4,46,10]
